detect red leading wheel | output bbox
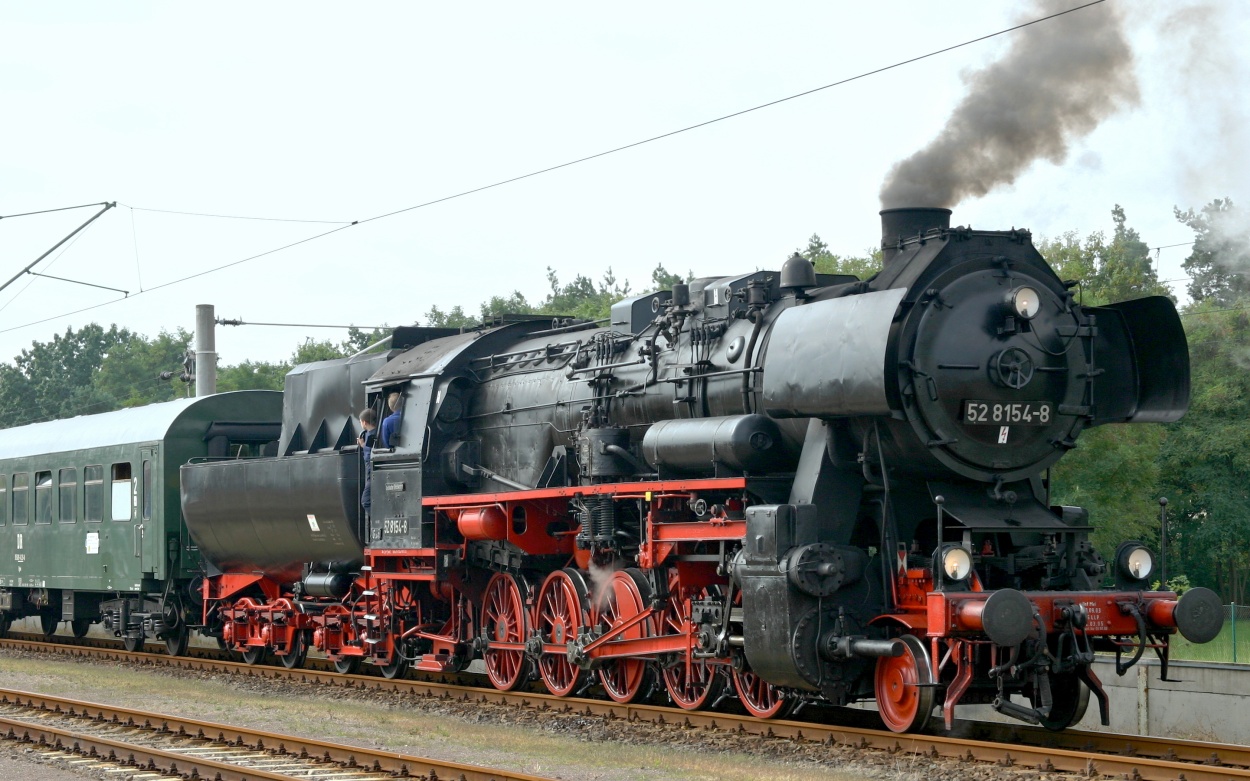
[732,667,788,719]
[593,569,655,704]
[874,634,935,733]
[535,569,590,697]
[660,575,725,711]
[481,572,531,691]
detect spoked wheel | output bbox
[665,657,725,711]
[874,634,935,733]
[70,619,92,639]
[593,568,656,704]
[1037,670,1091,731]
[164,625,190,657]
[732,667,788,719]
[241,647,267,666]
[334,656,362,675]
[40,611,58,637]
[535,569,590,697]
[481,572,531,691]
[279,630,310,670]
[123,635,144,653]
[660,575,725,711]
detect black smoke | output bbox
[879,0,1138,209]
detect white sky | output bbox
[1,1,1246,368]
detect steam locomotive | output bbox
[0,207,1224,733]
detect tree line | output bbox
[1,200,1247,602]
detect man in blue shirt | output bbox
[380,392,402,448]
[357,408,378,521]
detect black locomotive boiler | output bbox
[171,207,1220,731]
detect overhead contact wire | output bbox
[0,0,1110,336]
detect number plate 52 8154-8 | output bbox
[963,400,1053,426]
[383,517,408,535]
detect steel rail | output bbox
[0,687,555,781]
[4,633,1249,781]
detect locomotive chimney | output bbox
[880,207,951,265]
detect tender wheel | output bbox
[481,572,531,691]
[70,619,92,639]
[874,634,935,733]
[379,647,410,679]
[279,630,309,670]
[40,612,58,637]
[593,569,655,704]
[334,656,362,675]
[535,569,590,697]
[732,667,788,719]
[1037,671,1091,731]
[165,626,190,657]
[660,575,725,711]
[123,635,143,653]
[241,647,267,665]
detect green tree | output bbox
[797,234,882,279]
[0,324,138,427]
[1038,205,1171,306]
[95,329,194,408]
[650,264,691,291]
[342,326,391,356]
[425,304,476,328]
[1044,206,1173,562]
[1175,198,1250,305]
[216,359,288,392]
[480,291,535,322]
[535,267,630,321]
[290,338,345,365]
[1157,299,1250,600]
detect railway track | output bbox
[0,686,555,781]
[4,633,1249,781]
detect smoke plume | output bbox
[879,0,1139,209]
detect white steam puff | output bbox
[879,0,1138,209]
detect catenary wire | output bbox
[0,0,1126,338]
[121,204,353,224]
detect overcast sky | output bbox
[1,1,1246,369]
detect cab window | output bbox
[12,473,28,525]
[0,475,7,526]
[59,467,77,523]
[34,471,53,524]
[111,462,133,521]
[84,465,103,522]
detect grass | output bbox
[1171,616,1250,664]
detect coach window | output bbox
[12,473,28,525]
[84,465,103,522]
[0,475,6,526]
[58,467,78,523]
[111,463,133,521]
[141,460,152,521]
[34,470,53,524]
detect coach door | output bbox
[138,448,158,577]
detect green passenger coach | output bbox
[0,391,282,652]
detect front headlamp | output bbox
[1115,541,1154,583]
[1007,286,1041,320]
[939,545,973,581]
